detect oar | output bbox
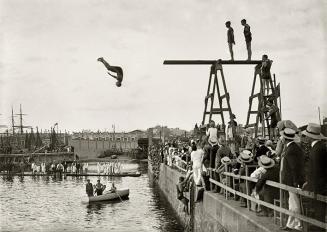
[112,180,123,202]
[115,190,123,202]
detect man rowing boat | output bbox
[109,182,117,193]
[94,179,106,196]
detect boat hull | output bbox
[87,189,129,203]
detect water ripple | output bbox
[0,163,183,232]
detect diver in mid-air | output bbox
[97,57,123,87]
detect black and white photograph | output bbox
[0,0,326,231]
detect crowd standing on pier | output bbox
[152,119,327,231]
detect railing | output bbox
[172,159,187,173]
[208,166,327,230]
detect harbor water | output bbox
[0,162,184,232]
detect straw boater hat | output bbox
[284,120,298,132]
[257,136,266,144]
[302,123,326,140]
[258,155,275,169]
[237,150,253,163]
[277,120,285,131]
[280,128,299,141]
[221,156,231,165]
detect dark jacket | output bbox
[255,145,270,161]
[255,165,280,193]
[86,183,93,194]
[281,142,305,187]
[307,141,327,194]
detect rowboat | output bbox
[82,188,129,203]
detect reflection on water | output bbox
[0,162,184,232]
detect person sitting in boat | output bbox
[94,179,105,196]
[86,179,94,197]
[109,183,117,193]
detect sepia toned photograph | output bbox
[0,0,326,231]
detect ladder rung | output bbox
[212,108,229,113]
[246,123,256,127]
[220,93,229,100]
[204,111,222,114]
[205,93,214,99]
[249,93,260,99]
[249,111,258,114]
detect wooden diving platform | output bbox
[163,60,262,65]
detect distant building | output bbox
[68,130,147,159]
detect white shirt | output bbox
[311,140,319,147]
[206,127,218,145]
[191,149,204,168]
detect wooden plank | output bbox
[209,178,327,229]
[172,163,187,173]
[163,60,262,65]
[220,171,327,203]
[212,108,230,113]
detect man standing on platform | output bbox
[261,55,273,95]
[241,19,252,61]
[225,21,235,61]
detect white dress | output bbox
[191,149,204,185]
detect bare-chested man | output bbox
[97,57,123,87]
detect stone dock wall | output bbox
[149,162,282,232]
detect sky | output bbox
[0,0,326,133]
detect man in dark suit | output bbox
[280,128,304,231]
[302,123,327,231]
[255,155,279,217]
[254,137,270,162]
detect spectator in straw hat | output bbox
[216,136,232,165]
[302,123,327,230]
[275,120,299,158]
[254,137,270,162]
[226,114,238,154]
[280,128,305,231]
[236,150,254,207]
[215,156,232,193]
[280,128,304,187]
[255,155,279,217]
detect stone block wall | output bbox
[153,164,283,232]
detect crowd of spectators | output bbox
[160,119,326,231]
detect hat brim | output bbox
[302,130,326,140]
[280,131,300,141]
[236,157,253,164]
[258,159,275,169]
[221,158,231,165]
